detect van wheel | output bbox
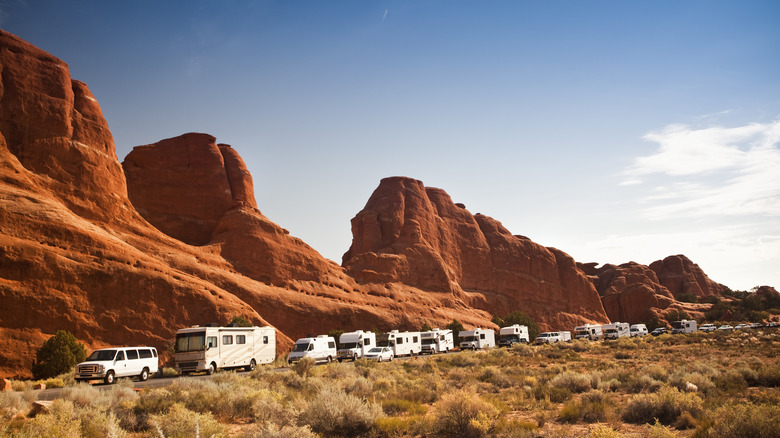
[377,357,382,363]
[104,371,115,385]
[326,356,332,364]
[245,359,256,372]
[139,368,149,382]
[207,362,216,375]
[353,354,357,361]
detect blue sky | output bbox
[3,0,779,290]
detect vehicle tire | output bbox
[326,356,332,364]
[245,359,256,372]
[338,358,343,363]
[139,368,149,382]
[377,357,382,363]
[353,354,357,361]
[389,355,393,361]
[104,370,115,385]
[207,362,216,375]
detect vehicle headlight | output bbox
[98,364,105,373]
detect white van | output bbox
[421,329,454,354]
[377,330,422,357]
[76,347,159,385]
[672,319,698,334]
[337,330,376,362]
[534,331,572,344]
[498,325,529,347]
[574,324,603,341]
[288,335,337,364]
[459,328,496,350]
[174,325,276,375]
[603,322,630,340]
[629,324,649,337]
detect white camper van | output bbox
[574,324,603,341]
[377,330,422,357]
[672,319,698,334]
[630,324,649,337]
[421,329,454,354]
[603,322,630,340]
[534,331,572,344]
[174,325,276,375]
[459,328,496,350]
[288,335,337,364]
[76,346,159,385]
[337,330,376,362]
[498,325,530,347]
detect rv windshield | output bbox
[421,338,436,345]
[605,329,617,334]
[291,342,310,353]
[175,332,206,353]
[87,350,117,361]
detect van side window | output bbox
[139,349,153,359]
[263,336,269,344]
[116,351,125,361]
[480,334,485,340]
[236,335,246,344]
[126,350,139,360]
[364,338,371,346]
[223,335,233,345]
[328,342,335,349]
[207,337,218,348]
[397,338,404,345]
[152,349,158,357]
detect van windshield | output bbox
[292,342,310,353]
[87,350,116,361]
[175,332,206,353]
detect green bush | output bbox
[433,389,500,438]
[31,330,87,380]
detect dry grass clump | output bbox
[558,391,612,423]
[298,387,382,437]
[433,388,500,438]
[702,403,780,438]
[243,423,318,438]
[550,371,593,393]
[622,386,703,426]
[148,402,226,438]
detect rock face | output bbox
[650,255,728,299]
[343,177,610,330]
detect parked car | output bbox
[717,325,733,331]
[651,327,667,336]
[734,323,750,330]
[699,324,717,333]
[364,347,394,362]
[767,322,779,328]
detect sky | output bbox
[3,0,779,291]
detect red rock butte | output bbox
[0,29,733,378]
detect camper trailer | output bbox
[377,330,422,357]
[288,335,337,364]
[574,324,603,341]
[421,329,454,354]
[498,325,530,347]
[672,320,698,334]
[174,325,275,375]
[459,328,496,350]
[602,322,630,340]
[630,324,649,337]
[534,331,572,344]
[337,330,376,362]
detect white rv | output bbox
[574,324,603,341]
[629,324,649,337]
[534,331,572,344]
[602,322,630,340]
[421,329,454,354]
[288,335,337,364]
[76,346,159,385]
[459,328,496,350]
[377,330,422,357]
[498,325,530,347]
[337,330,376,362]
[174,325,275,375]
[672,319,698,334]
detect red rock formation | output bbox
[650,255,728,299]
[343,177,610,330]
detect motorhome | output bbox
[534,331,572,344]
[574,324,603,341]
[498,325,529,347]
[459,328,496,350]
[337,330,376,362]
[672,319,698,334]
[76,346,159,384]
[602,322,630,340]
[421,329,454,354]
[377,330,422,356]
[288,335,337,364]
[629,324,649,337]
[174,325,275,375]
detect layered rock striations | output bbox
[343,177,611,330]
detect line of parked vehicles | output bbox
[73,319,778,385]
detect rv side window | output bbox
[480,334,485,340]
[328,342,336,349]
[236,335,246,344]
[263,336,269,344]
[440,335,445,340]
[207,337,218,349]
[223,335,233,345]
[116,351,125,361]
[364,338,371,346]
[413,336,418,343]
[139,349,153,359]
[126,350,139,360]
[397,338,404,345]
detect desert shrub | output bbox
[641,364,670,382]
[479,366,513,388]
[15,400,82,438]
[625,374,663,394]
[344,376,373,399]
[622,386,703,426]
[299,387,382,437]
[31,330,87,380]
[0,390,32,418]
[244,423,319,438]
[533,384,572,403]
[550,371,592,393]
[706,403,780,438]
[714,370,748,393]
[252,390,299,428]
[433,389,500,438]
[148,403,226,438]
[669,371,715,395]
[376,415,433,437]
[587,424,622,438]
[292,357,316,378]
[645,419,679,438]
[615,351,632,359]
[381,398,428,415]
[511,342,534,356]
